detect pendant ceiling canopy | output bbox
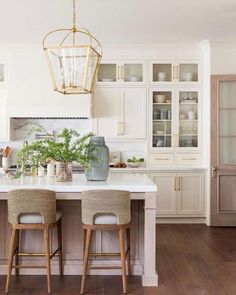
[42,0,102,95]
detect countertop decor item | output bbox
[15,128,95,181]
[42,0,102,95]
[85,136,109,181]
[127,156,144,168]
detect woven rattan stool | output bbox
[6,189,63,294]
[81,190,131,294]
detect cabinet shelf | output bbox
[153,120,171,122]
[153,103,171,105]
[153,134,171,136]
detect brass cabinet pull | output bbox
[117,65,120,80]
[178,176,181,191]
[174,176,177,191]
[182,157,197,161]
[155,158,169,161]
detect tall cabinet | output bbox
[93,60,147,139]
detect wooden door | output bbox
[176,172,204,215]
[211,75,236,225]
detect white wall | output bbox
[211,40,236,74]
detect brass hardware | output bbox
[174,176,177,191]
[176,65,179,80]
[155,158,169,161]
[117,65,120,80]
[182,157,197,161]
[178,176,181,191]
[117,122,125,135]
[211,165,217,178]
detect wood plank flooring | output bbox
[1,224,236,294]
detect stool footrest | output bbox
[89,252,120,257]
[88,265,122,270]
[14,265,46,269]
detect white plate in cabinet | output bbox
[148,153,174,165]
[176,154,200,165]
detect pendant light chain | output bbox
[72,0,77,31]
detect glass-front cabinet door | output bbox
[178,90,199,148]
[150,88,200,151]
[97,60,146,85]
[150,60,199,85]
[151,90,173,148]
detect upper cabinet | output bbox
[149,59,200,85]
[97,60,146,86]
[149,87,200,151]
[93,87,147,139]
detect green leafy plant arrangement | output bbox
[15,128,96,178]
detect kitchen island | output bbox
[0,173,158,286]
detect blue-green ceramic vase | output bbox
[85,136,109,181]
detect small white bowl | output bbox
[127,162,142,168]
[154,94,166,103]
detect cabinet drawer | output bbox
[176,154,200,165]
[148,154,174,165]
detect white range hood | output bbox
[7,52,93,118]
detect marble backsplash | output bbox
[0,118,146,166]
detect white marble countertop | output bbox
[0,173,157,193]
[110,166,207,172]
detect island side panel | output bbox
[142,192,158,286]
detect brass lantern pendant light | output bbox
[43,0,102,95]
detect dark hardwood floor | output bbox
[1,224,236,295]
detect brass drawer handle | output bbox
[182,157,197,161]
[155,158,169,161]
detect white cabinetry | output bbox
[97,60,146,86]
[149,171,205,216]
[0,88,9,141]
[94,87,147,139]
[150,59,200,85]
[148,86,201,166]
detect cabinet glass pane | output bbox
[98,64,117,82]
[124,64,143,82]
[152,91,172,147]
[153,64,172,82]
[219,81,236,108]
[0,64,4,82]
[179,91,198,147]
[179,64,198,82]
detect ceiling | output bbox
[1,0,236,45]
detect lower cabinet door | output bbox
[176,172,204,215]
[149,173,176,215]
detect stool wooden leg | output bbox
[5,227,17,293]
[44,225,51,293]
[81,228,92,294]
[57,219,63,276]
[14,229,20,276]
[126,227,131,276]
[119,226,127,294]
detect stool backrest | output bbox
[82,190,131,225]
[8,189,56,224]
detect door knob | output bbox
[211,165,217,178]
